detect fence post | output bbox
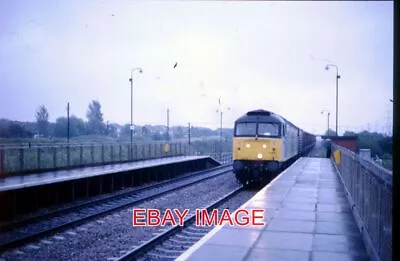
[91,144,94,164]
[37,147,41,169]
[80,144,83,165]
[53,146,57,168]
[148,144,151,159]
[68,145,71,167]
[101,144,105,163]
[111,145,114,163]
[119,145,122,162]
[134,144,137,160]
[19,148,24,171]
[0,147,4,174]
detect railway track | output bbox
[116,186,245,261]
[0,164,233,252]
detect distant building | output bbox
[321,135,358,153]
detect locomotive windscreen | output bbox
[235,122,281,137]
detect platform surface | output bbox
[0,156,209,192]
[178,157,370,261]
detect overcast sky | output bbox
[0,1,393,135]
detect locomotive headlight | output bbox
[257,153,263,159]
[263,144,267,149]
[246,144,251,148]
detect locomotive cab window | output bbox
[257,123,280,137]
[235,122,257,136]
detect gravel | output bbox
[138,189,257,261]
[0,171,243,261]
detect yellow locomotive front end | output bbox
[233,138,282,162]
[232,111,285,185]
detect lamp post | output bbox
[216,97,230,162]
[321,110,330,135]
[129,67,143,158]
[66,102,70,144]
[325,64,340,136]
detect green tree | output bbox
[106,123,119,137]
[152,132,164,141]
[324,128,336,136]
[0,121,33,138]
[343,131,357,136]
[35,105,49,136]
[173,126,185,139]
[53,116,86,137]
[86,100,105,135]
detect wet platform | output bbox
[0,156,211,192]
[178,157,370,261]
[0,156,219,221]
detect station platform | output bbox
[0,156,212,192]
[0,155,219,221]
[178,157,370,261]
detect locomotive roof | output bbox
[234,109,315,136]
[235,109,286,124]
[235,109,307,130]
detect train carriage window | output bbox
[235,122,257,136]
[257,123,280,137]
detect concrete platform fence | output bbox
[331,143,392,261]
[0,141,233,176]
[0,142,189,175]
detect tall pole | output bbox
[129,67,143,159]
[216,97,230,161]
[220,111,223,159]
[130,77,133,149]
[335,70,339,136]
[67,102,70,144]
[167,108,170,141]
[327,112,330,134]
[188,122,191,155]
[321,110,330,135]
[325,64,340,136]
[188,122,191,145]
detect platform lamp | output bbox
[325,64,340,136]
[129,67,143,159]
[321,110,330,136]
[216,97,230,162]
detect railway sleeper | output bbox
[154,246,184,255]
[145,253,177,261]
[166,238,195,247]
[168,236,197,245]
[185,226,210,233]
[162,240,193,249]
[180,230,206,237]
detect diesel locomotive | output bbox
[232,109,316,186]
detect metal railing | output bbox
[331,143,392,261]
[0,143,189,175]
[189,150,233,165]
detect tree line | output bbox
[0,100,233,141]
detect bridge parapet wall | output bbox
[331,143,392,261]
